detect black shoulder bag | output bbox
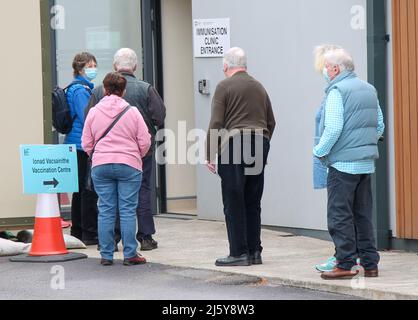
[85,105,131,191]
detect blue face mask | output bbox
[323,68,330,83]
[85,67,98,81]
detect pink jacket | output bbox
[82,95,151,171]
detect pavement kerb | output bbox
[261,275,418,300]
[138,263,418,300]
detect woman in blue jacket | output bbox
[66,52,98,244]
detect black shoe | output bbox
[215,254,251,267]
[249,251,263,265]
[83,238,99,246]
[70,229,82,241]
[149,237,158,246]
[140,237,158,251]
[100,259,113,266]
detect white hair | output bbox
[313,44,342,72]
[324,48,355,72]
[113,48,138,72]
[223,47,247,69]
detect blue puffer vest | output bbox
[64,76,94,150]
[319,71,379,165]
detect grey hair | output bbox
[323,48,355,72]
[113,48,138,72]
[223,47,247,69]
[313,44,342,72]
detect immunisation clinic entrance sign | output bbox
[20,145,78,194]
[193,18,230,58]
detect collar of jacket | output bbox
[324,70,356,94]
[74,75,94,90]
[121,72,136,80]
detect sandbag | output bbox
[63,234,87,249]
[17,230,87,250]
[0,238,31,257]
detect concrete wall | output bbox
[0,1,44,219]
[192,0,368,230]
[161,0,196,199]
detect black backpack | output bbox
[52,81,90,134]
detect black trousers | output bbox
[327,167,380,270]
[115,154,155,242]
[217,135,270,257]
[71,150,98,241]
[136,154,155,239]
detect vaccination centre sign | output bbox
[20,144,78,194]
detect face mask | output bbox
[85,67,98,81]
[323,67,330,83]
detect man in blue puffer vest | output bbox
[313,48,385,280]
[65,52,99,244]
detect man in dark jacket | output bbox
[86,48,166,251]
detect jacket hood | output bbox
[95,95,130,119]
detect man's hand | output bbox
[206,161,217,174]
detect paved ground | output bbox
[0,257,354,300]
[3,216,418,300]
[71,217,418,300]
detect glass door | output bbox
[52,0,144,214]
[55,0,143,87]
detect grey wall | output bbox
[192,0,368,230]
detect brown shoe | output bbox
[364,268,379,278]
[123,254,147,266]
[321,267,359,280]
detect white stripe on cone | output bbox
[35,194,61,218]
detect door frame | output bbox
[44,0,167,216]
[367,0,391,249]
[141,0,167,214]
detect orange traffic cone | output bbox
[10,194,87,263]
[29,193,68,256]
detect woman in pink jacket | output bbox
[82,72,151,266]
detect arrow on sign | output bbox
[43,178,59,188]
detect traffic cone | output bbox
[10,194,87,263]
[29,193,68,256]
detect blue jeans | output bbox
[114,155,155,242]
[92,164,142,261]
